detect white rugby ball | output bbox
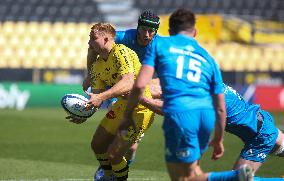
[61,94,96,118]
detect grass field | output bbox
[0,108,283,180]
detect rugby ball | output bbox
[61,94,96,118]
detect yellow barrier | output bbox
[158,14,222,43]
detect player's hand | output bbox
[82,76,91,92]
[85,92,103,108]
[209,138,224,160]
[66,115,87,124]
[121,91,131,100]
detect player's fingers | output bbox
[211,147,224,160]
[212,152,223,160]
[84,103,93,111]
[66,115,72,119]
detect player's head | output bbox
[89,23,116,52]
[137,10,160,46]
[169,8,196,37]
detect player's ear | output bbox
[104,37,108,44]
[193,28,197,37]
[168,28,174,35]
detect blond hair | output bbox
[91,23,116,39]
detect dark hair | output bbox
[169,8,196,35]
[138,10,160,31]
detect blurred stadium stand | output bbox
[0,0,283,85]
[134,0,284,22]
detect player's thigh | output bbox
[198,109,216,154]
[100,100,126,135]
[92,125,116,153]
[239,110,278,165]
[163,111,204,163]
[132,109,155,141]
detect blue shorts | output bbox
[163,109,215,163]
[240,110,278,163]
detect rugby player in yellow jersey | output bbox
[85,23,155,181]
[82,10,162,181]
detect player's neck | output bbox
[178,31,195,38]
[100,43,113,59]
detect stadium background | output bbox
[0,0,283,180]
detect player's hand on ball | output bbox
[66,115,87,124]
[86,92,103,108]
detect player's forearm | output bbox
[124,65,155,118]
[213,94,227,141]
[140,97,164,115]
[99,74,134,101]
[124,86,144,118]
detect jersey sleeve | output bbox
[210,59,224,94]
[115,31,125,44]
[142,38,158,68]
[116,46,136,75]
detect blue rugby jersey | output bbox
[143,34,224,113]
[116,29,161,62]
[223,84,260,142]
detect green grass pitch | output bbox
[0,108,283,180]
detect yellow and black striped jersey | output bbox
[90,43,152,99]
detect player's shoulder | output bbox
[114,44,136,56]
[114,43,128,51]
[116,29,137,38]
[153,34,168,41]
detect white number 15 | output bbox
[176,56,201,82]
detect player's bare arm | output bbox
[87,73,135,108]
[140,97,163,115]
[149,78,162,99]
[209,93,227,160]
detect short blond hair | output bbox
[91,23,116,39]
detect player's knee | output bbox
[188,165,203,177]
[274,130,284,156]
[91,136,103,153]
[129,143,138,153]
[275,140,284,156]
[107,149,115,162]
[107,148,121,163]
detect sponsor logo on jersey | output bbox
[106,110,116,119]
[246,149,253,155]
[257,153,267,159]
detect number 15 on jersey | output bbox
[176,55,201,83]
